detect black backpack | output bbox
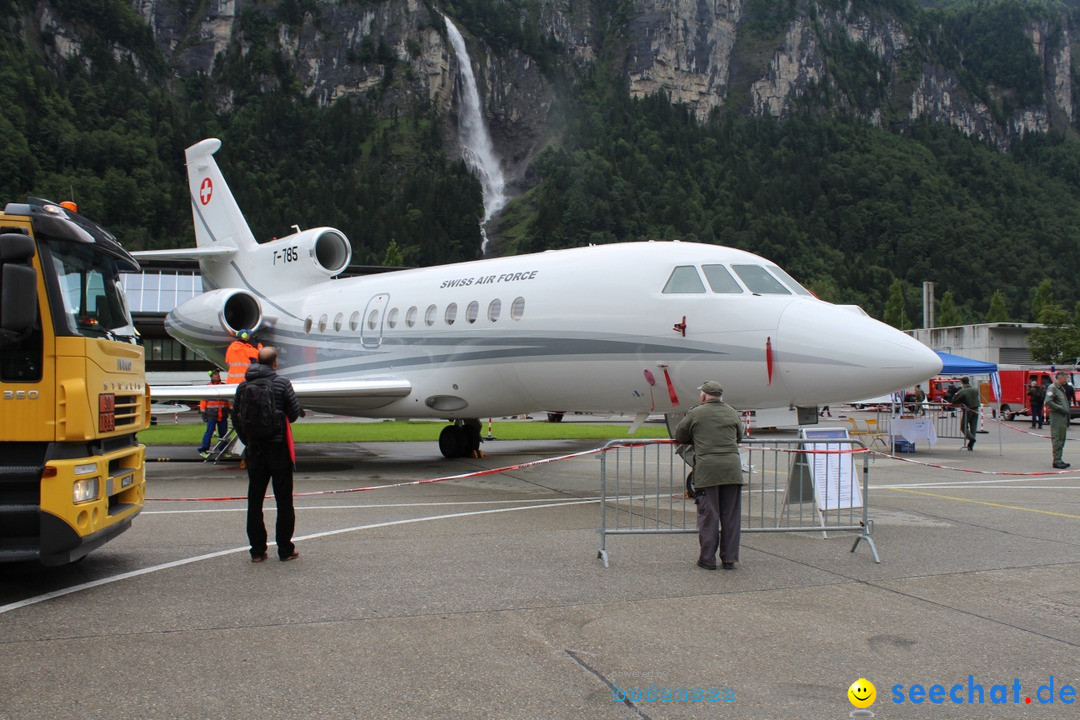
[237,377,281,441]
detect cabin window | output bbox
[731,264,791,295]
[349,311,360,331]
[304,317,313,333]
[318,314,328,332]
[406,306,418,328]
[466,301,479,324]
[333,312,343,332]
[425,304,437,326]
[511,297,525,320]
[445,303,458,325]
[766,264,812,296]
[487,299,501,322]
[702,265,743,294]
[662,266,706,294]
[367,309,379,331]
[386,308,399,329]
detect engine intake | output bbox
[220,290,262,336]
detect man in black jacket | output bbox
[233,346,303,562]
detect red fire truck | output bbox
[993,368,1080,421]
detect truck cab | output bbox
[1,199,149,565]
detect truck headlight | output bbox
[73,478,99,503]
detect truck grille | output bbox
[113,394,141,428]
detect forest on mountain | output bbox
[4,0,1080,331]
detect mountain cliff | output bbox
[6,0,1080,321]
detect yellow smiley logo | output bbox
[848,678,876,708]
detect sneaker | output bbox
[198,450,210,459]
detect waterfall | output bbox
[444,16,507,253]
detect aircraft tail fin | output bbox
[186,138,258,254]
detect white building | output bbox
[907,323,1040,366]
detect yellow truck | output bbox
[1,198,148,564]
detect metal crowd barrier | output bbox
[874,402,963,440]
[597,438,878,567]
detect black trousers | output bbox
[246,441,295,558]
[696,484,742,565]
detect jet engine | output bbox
[256,228,352,287]
[165,288,263,343]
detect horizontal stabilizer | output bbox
[133,246,236,261]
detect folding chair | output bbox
[861,418,890,450]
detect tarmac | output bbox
[1,414,1078,719]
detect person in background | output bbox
[197,368,230,458]
[912,384,927,415]
[1027,377,1045,430]
[674,381,744,571]
[1047,371,1071,469]
[225,328,260,384]
[952,376,981,451]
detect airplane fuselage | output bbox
[165,240,941,419]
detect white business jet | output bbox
[138,138,942,457]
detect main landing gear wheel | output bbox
[439,425,467,459]
[438,420,483,459]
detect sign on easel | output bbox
[783,428,863,524]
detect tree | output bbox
[382,239,404,267]
[883,278,910,330]
[1028,304,1080,365]
[1031,279,1054,323]
[936,290,962,326]
[986,290,1009,322]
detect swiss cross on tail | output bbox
[199,177,213,205]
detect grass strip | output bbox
[140,420,670,444]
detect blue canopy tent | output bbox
[934,351,1000,403]
[934,351,998,376]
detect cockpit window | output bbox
[766,264,812,296]
[731,264,791,295]
[662,266,706,294]
[702,265,743,294]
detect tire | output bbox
[438,425,467,458]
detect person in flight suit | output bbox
[1047,371,1072,469]
[952,376,981,451]
[674,381,745,571]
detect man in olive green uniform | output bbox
[1047,371,1071,469]
[674,381,744,570]
[952,376,981,451]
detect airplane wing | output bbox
[151,377,413,414]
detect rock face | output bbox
[30,1,1080,168]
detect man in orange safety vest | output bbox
[225,329,261,385]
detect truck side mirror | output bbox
[0,233,39,334]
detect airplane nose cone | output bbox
[775,301,942,405]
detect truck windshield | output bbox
[47,241,136,341]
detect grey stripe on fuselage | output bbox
[168,315,860,381]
